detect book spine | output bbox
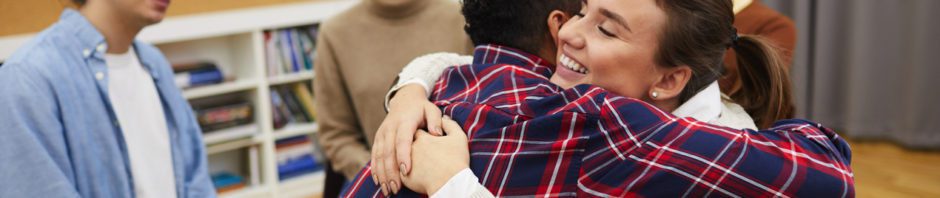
[292,83,317,122]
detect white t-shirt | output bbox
[105,47,178,198]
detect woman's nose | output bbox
[558,19,586,50]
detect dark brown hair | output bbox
[73,0,86,6]
[653,0,794,128]
[461,0,580,55]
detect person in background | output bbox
[723,0,797,119]
[312,0,473,195]
[0,0,214,197]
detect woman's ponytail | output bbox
[730,35,795,128]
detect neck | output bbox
[365,0,432,19]
[79,5,143,54]
[652,99,680,114]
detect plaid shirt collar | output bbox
[471,44,555,78]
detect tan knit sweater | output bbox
[313,0,473,178]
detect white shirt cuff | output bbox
[430,168,490,198]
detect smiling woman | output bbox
[556,0,793,128]
[362,0,825,197]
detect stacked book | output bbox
[271,83,317,129]
[275,135,323,181]
[191,95,256,140]
[264,25,319,77]
[173,61,226,89]
[211,172,246,194]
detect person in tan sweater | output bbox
[312,0,473,191]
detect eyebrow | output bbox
[599,8,633,33]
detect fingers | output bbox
[395,123,416,175]
[425,103,444,136]
[371,124,389,186]
[372,130,389,196]
[384,152,401,195]
[381,124,413,195]
[441,116,467,139]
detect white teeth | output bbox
[559,54,588,74]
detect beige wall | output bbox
[0,0,314,36]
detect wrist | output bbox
[426,165,469,195]
[390,85,429,108]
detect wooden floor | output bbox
[850,139,940,197]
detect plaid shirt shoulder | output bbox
[342,45,854,197]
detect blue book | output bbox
[277,155,321,180]
[174,67,223,89]
[211,172,244,188]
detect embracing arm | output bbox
[578,93,854,197]
[370,53,471,194]
[384,53,473,111]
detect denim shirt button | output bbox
[95,72,105,80]
[83,49,92,57]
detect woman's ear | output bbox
[649,66,692,103]
[547,10,572,47]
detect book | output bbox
[270,89,293,129]
[175,67,223,89]
[278,87,310,123]
[264,32,283,77]
[195,101,253,132]
[172,62,224,89]
[211,172,246,193]
[292,83,317,122]
[277,155,320,181]
[264,25,319,76]
[274,135,322,181]
[211,172,244,188]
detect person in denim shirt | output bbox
[0,0,214,197]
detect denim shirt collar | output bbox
[60,9,161,80]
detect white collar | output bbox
[672,81,723,123]
[733,0,754,14]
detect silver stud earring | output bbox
[651,91,659,99]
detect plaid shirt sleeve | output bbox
[575,90,854,197]
[341,45,854,197]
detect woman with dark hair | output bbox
[353,0,851,197]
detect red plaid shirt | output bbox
[343,45,854,197]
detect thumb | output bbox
[441,116,467,139]
[413,129,434,142]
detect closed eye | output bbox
[597,25,616,37]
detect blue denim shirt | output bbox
[0,9,215,198]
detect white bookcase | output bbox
[0,0,359,197]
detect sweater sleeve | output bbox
[384,53,473,111]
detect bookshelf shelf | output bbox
[219,186,273,198]
[268,72,316,86]
[204,124,261,145]
[277,171,326,197]
[273,122,319,140]
[183,80,260,99]
[206,137,259,155]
